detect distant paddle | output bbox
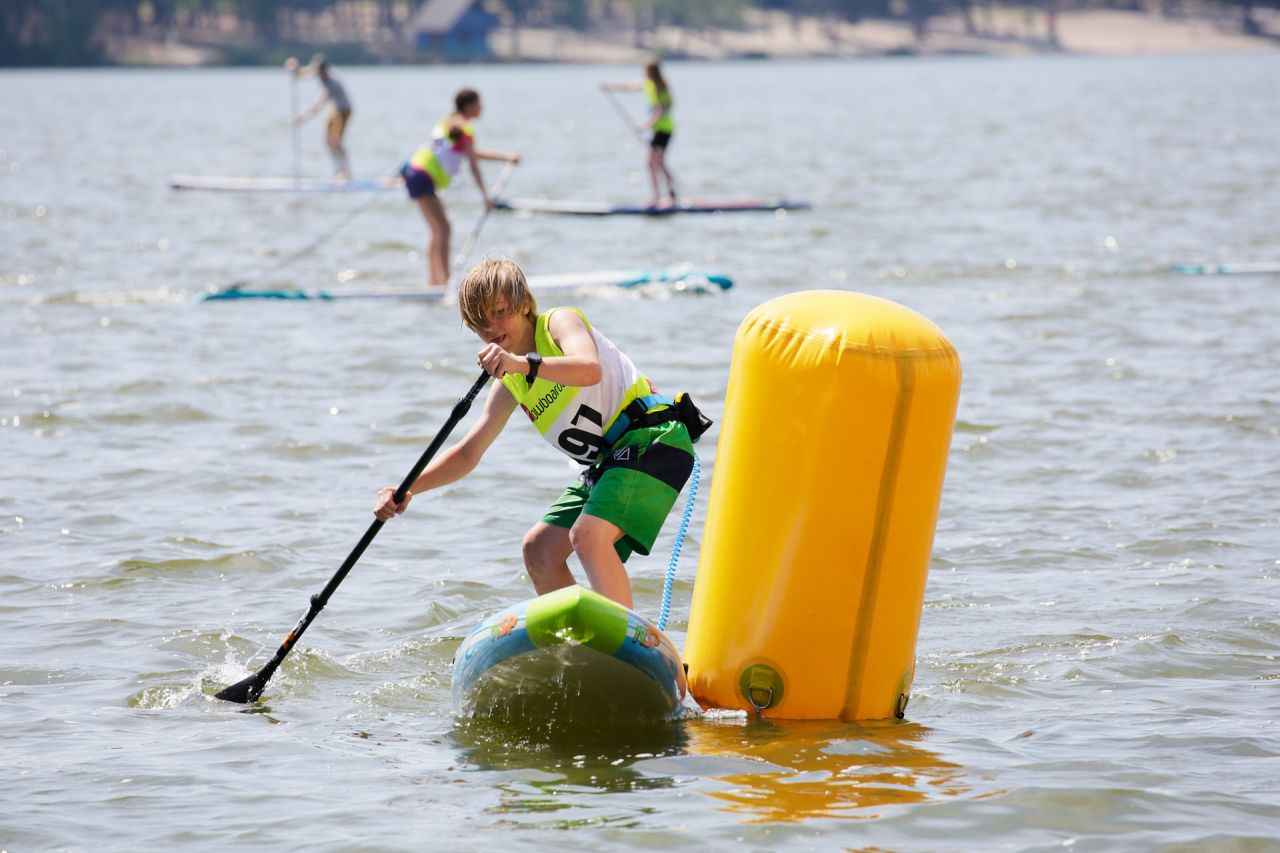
[448,158,517,289]
[204,158,514,300]
[601,86,647,146]
[599,86,681,200]
[205,187,391,297]
[215,370,491,704]
[287,61,301,181]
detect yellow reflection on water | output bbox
[683,715,968,823]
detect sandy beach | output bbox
[489,6,1280,63]
[95,3,1280,66]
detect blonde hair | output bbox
[457,258,537,332]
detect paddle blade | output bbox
[215,671,267,704]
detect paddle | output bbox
[599,86,680,203]
[601,86,647,146]
[205,157,513,299]
[287,60,302,181]
[206,188,390,297]
[215,370,492,704]
[447,158,518,289]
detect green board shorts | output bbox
[542,420,695,562]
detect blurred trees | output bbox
[3,0,110,65]
[1,0,1274,66]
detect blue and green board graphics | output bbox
[452,585,685,723]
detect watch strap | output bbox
[525,352,542,387]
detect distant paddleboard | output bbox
[495,196,810,216]
[196,267,732,302]
[1169,262,1280,276]
[169,175,402,193]
[452,585,686,723]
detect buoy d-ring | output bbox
[738,662,784,717]
[747,686,773,718]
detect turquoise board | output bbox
[195,268,732,302]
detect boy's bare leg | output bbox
[570,514,632,608]
[522,522,575,595]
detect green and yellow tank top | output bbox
[500,308,660,465]
[407,119,474,190]
[644,80,674,134]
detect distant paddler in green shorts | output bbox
[374,258,708,609]
[602,59,677,208]
[400,89,520,288]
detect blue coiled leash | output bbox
[657,451,700,632]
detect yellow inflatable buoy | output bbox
[684,291,961,720]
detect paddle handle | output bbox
[217,371,491,703]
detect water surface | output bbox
[3,54,1279,850]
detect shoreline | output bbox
[488,8,1280,64]
[98,6,1280,66]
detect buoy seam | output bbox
[842,353,916,720]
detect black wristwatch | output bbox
[525,351,543,387]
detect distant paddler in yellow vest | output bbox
[602,59,677,208]
[400,89,520,288]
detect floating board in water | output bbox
[495,196,810,216]
[1169,262,1280,276]
[169,175,402,193]
[452,585,685,722]
[196,267,732,302]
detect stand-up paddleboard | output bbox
[453,585,686,722]
[1169,262,1280,276]
[495,196,810,216]
[169,175,403,193]
[196,267,733,302]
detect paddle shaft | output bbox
[289,72,301,181]
[600,87,680,194]
[217,190,385,293]
[448,159,518,287]
[602,87,646,144]
[216,371,491,703]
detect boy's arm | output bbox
[374,382,517,519]
[542,309,602,387]
[475,309,602,388]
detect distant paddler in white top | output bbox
[286,54,353,180]
[601,59,677,208]
[401,88,520,288]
